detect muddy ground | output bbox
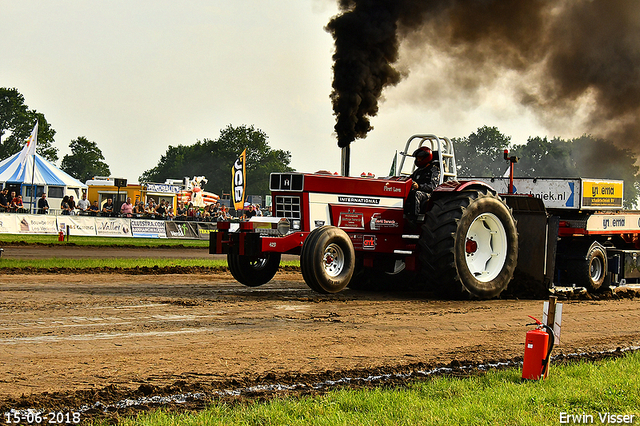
[0,245,639,422]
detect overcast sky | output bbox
[1,1,554,183]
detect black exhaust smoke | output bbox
[327,0,640,157]
[326,0,402,149]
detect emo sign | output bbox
[232,149,247,211]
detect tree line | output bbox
[138,124,294,197]
[3,88,639,206]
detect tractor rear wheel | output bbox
[419,189,518,299]
[227,252,281,287]
[300,226,355,293]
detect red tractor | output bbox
[211,134,520,299]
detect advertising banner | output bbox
[0,213,19,234]
[585,212,640,232]
[131,219,167,238]
[465,177,580,209]
[95,217,132,237]
[146,183,182,194]
[15,214,58,234]
[56,216,97,236]
[581,179,624,209]
[165,221,199,239]
[196,222,218,240]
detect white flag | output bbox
[389,151,397,176]
[17,122,38,170]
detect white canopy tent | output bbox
[0,151,86,212]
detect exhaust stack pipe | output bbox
[341,145,350,177]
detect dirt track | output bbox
[0,246,639,417]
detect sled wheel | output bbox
[227,252,281,287]
[419,189,518,299]
[300,226,355,293]
[567,242,608,292]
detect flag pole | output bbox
[30,152,35,213]
[29,121,38,213]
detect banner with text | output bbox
[131,219,167,238]
[0,214,19,234]
[196,222,218,240]
[57,216,97,236]
[16,214,58,234]
[0,213,227,240]
[95,217,132,237]
[165,221,199,239]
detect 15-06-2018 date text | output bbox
[4,411,80,424]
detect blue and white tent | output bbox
[0,151,86,211]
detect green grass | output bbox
[0,258,300,269]
[0,258,227,269]
[93,352,640,426]
[0,234,209,247]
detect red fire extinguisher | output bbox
[522,315,555,380]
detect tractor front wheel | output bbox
[301,226,355,293]
[227,252,281,287]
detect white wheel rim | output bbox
[590,256,603,282]
[323,243,345,277]
[464,212,508,282]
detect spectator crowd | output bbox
[0,188,27,213]
[0,188,271,222]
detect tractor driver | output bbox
[406,146,441,220]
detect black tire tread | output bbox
[300,226,355,294]
[566,242,607,292]
[227,252,281,287]
[419,189,518,299]
[300,226,328,293]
